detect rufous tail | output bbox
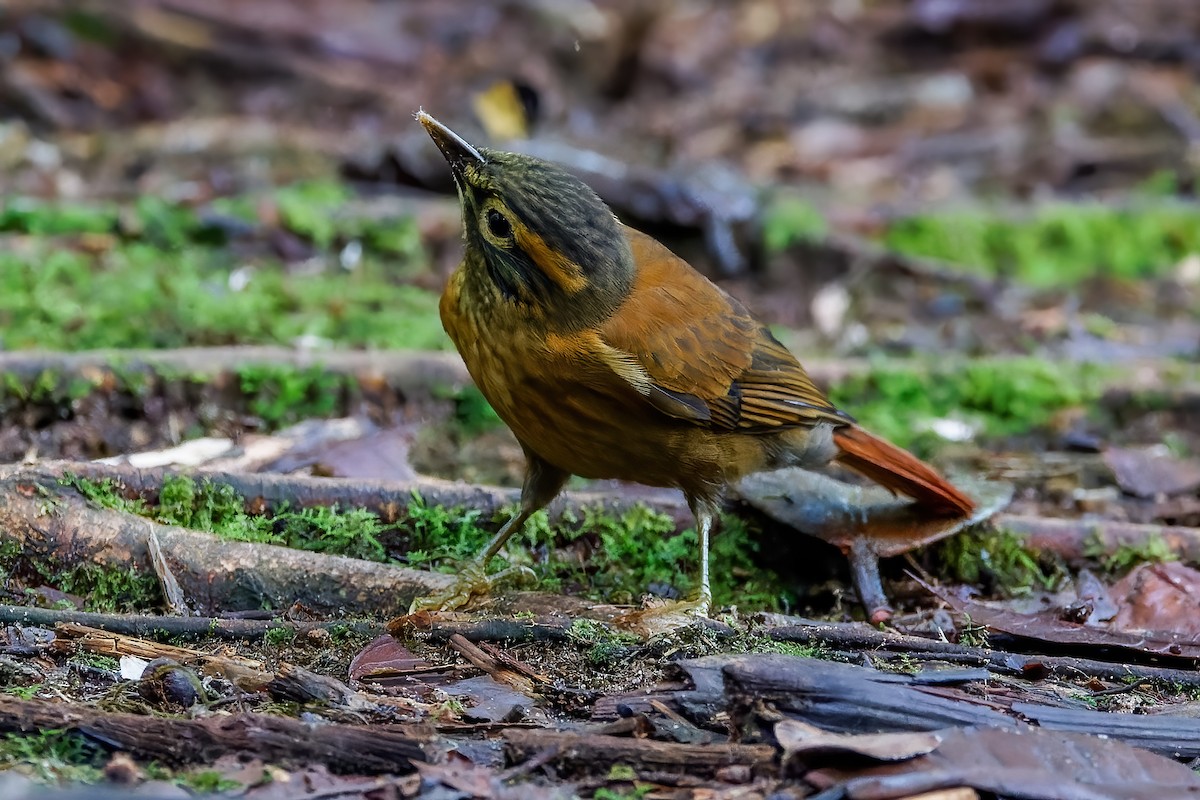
[832,425,975,516]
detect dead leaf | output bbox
[1105,445,1200,499]
[415,753,498,799]
[472,80,530,141]
[776,719,942,762]
[805,725,1200,799]
[349,634,439,683]
[1110,562,1200,639]
[936,587,1200,661]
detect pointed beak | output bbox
[417,111,485,178]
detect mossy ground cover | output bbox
[0,182,446,351]
[52,471,1184,617]
[881,198,1200,288]
[60,474,795,611]
[826,357,1117,453]
[764,184,1200,291]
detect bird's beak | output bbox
[417,111,485,179]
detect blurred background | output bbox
[1,0,1198,502]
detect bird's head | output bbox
[418,111,634,327]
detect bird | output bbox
[411,111,975,621]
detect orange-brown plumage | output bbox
[416,112,974,619]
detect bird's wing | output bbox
[598,227,850,431]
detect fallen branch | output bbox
[54,622,273,689]
[0,604,382,641]
[502,729,776,778]
[12,461,693,531]
[0,347,470,394]
[765,619,1200,686]
[446,633,537,694]
[0,696,428,773]
[675,654,1200,758]
[0,471,454,616]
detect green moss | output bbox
[401,493,489,568]
[0,185,446,352]
[1085,531,1178,574]
[273,506,387,561]
[762,195,828,253]
[594,786,653,800]
[275,179,351,248]
[156,474,243,530]
[883,200,1200,287]
[61,474,148,515]
[67,473,389,560]
[61,472,793,610]
[176,770,241,794]
[568,619,641,667]
[442,384,504,435]
[264,626,297,647]
[0,198,117,235]
[385,492,796,609]
[68,652,120,672]
[55,563,160,614]
[936,528,1065,595]
[0,730,106,785]
[828,357,1111,451]
[236,364,346,429]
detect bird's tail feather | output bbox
[832,425,975,516]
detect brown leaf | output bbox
[415,753,498,799]
[806,726,1200,800]
[934,586,1200,661]
[1105,446,1200,499]
[348,635,435,682]
[1110,562,1200,639]
[776,719,942,762]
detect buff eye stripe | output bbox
[511,224,588,294]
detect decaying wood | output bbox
[0,604,382,641]
[684,654,1018,734]
[502,729,776,778]
[56,621,213,662]
[0,695,428,773]
[1011,702,1200,759]
[424,616,574,642]
[766,619,1200,687]
[0,347,471,396]
[671,654,1200,759]
[1002,515,1200,565]
[446,633,538,694]
[55,622,273,688]
[13,461,694,531]
[0,471,454,615]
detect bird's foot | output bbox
[615,591,713,638]
[408,560,537,613]
[847,538,893,624]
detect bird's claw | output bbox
[409,561,537,613]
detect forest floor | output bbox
[1,2,1200,798]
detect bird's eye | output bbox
[486,208,512,240]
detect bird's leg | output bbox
[847,537,892,624]
[409,506,537,613]
[615,494,720,632]
[408,451,568,613]
[694,505,715,617]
